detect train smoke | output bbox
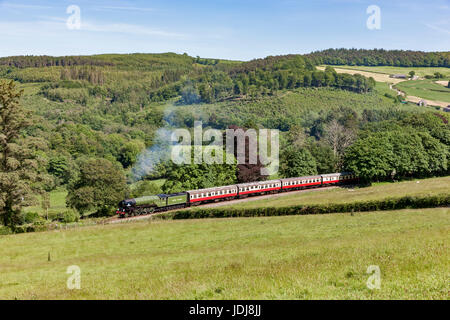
[131,104,176,181]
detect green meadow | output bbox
[395,80,450,103]
[329,65,450,78]
[0,207,448,300]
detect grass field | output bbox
[219,176,450,210]
[375,81,397,97]
[23,189,68,216]
[327,65,450,78]
[395,80,450,104]
[317,66,405,83]
[0,207,448,299]
[318,65,450,106]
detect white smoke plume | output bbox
[131,104,178,181]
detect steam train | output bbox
[116,172,358,218]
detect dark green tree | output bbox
[118,140,145,168]
[0,80,38,227]
[280,147,318,178]
[66,158,128,216]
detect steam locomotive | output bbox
[116,172,358,218]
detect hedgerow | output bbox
[165,194,450,220]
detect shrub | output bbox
[49,209,80,223]
[61,209,80,223]
[0,226,13,236]
[23,211,41,224]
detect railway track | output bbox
[106,185,340,225]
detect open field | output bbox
[318,66,450,107]
[395,80,450,104]
[0,207,448,299]
[436,80,449,87]
[316,66,405,83]
[23,189,68,216]
[325,65,450,78]
[219,176,450,210]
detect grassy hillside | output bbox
[173,87,424,131]
[1,52,449,226]
[0,207,448,299]
[395,80,450,103]
[327,65,450,78]
[219,176,450,209]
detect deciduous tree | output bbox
[66,158,128,216]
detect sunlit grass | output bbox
[329,65,450,78]
[219,176,450,210]
[0,207,448,300]
[23,188,68,216]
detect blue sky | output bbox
[0,0,448,60]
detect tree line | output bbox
[306,48,450,67]
[179,57,376,104]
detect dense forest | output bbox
[0,50,449,230]
[306,48,450,67]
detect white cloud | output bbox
[424,23,450,35]
[94,6,155,12]
[0,2,52,9]
[0,19,188,39]
[81,22,185,38]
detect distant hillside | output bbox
[306,48,450,67]
[0,50,448,210]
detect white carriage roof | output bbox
[281,175,321,181]
[236,180,281,187]
[321,172,352,177]
[186,185,237,193]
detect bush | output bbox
[0,226,13,235]
[61,209,80,223]
[49,209,80,223]
[23,211,41,224]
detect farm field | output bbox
[218,176,450,210]
[395,80,450,104]
[326,65,450,78]
[316,66,405,83]
[0,207,448,299]
[318,66,450,107]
